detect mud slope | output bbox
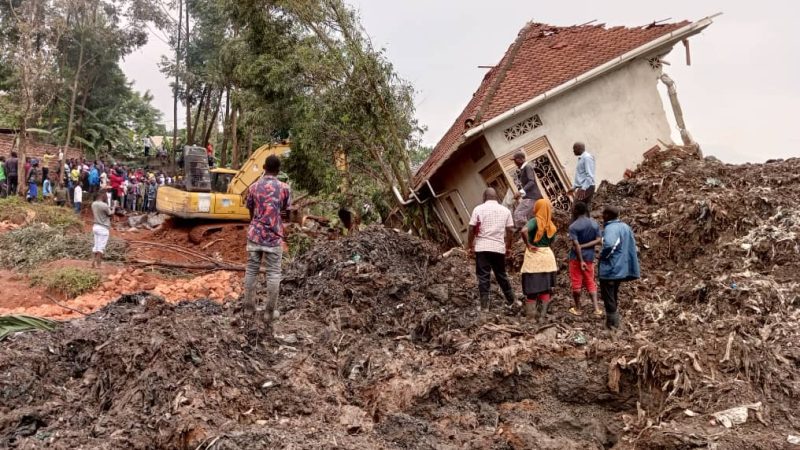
[2,147,799,449]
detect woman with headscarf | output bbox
[520,198,558,322]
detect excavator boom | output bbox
[227,143,291,196]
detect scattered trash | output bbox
[712,402,762,428]
[788,435,800,445]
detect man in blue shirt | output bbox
[598,205,640,329]
[567,201,602,317]
[568,142,596,208]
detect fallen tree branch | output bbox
[44,295,89,316]
[129,259,268,274]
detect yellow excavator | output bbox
[156,142,291,242]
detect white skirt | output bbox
[92,224,110,253]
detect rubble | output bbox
[0,148,799,448]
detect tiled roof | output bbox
[414,20,691,188]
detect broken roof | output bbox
[414,17,715,189]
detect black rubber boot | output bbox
[538,301,550,323]
[503,290,516,305]
[523,301,538,321]
[605,312,621,329]
[479,294,491,309]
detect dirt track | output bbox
[1,147,799,449]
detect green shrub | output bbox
[31,267,102,298]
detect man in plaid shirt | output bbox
[466,188,516,309]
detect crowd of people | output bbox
[0,150,179,216]
[467,141,640,330]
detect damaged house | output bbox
[406,16,716,244]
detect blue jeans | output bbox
[243,241,283,320]
[74,202,81,214]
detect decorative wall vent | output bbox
[647,56,662,70]
[503,114,542,141]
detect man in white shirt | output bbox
[466,188,516,309]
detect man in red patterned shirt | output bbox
[243,155,291,324]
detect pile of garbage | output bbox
[1,149,799,448]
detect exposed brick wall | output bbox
[0,134,83,171]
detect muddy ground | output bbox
[1,147,799,449]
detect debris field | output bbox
[1,147,799,449]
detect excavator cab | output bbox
[181,146,212,192]
[210,170,236,193]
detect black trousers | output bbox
[599,279,620,314]
[475,251,513,297]
[7,175,17,195]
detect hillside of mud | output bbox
[1,147,799,449]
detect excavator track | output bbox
[188,222,247,244]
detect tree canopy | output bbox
[161,0,427,225]
[0,0,167,162]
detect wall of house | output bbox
[483,57,673,185]
[428,138,497,244]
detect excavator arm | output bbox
[226,143,291,196]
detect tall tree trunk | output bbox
[184,0,191,145]
[230,105,239,169]
[63,37,84,151]
[190,85,208,144]
[220,86,230,167]
[172,0,182,165]
[17,124,27,196]
[246,128,253,158]
[204,89,223,146]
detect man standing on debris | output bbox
[91,190,116,268]
[466,188,516,309]
[243,155,291,324]
[512,151,543,230]
[5,151,18,196]
[568,201,602,317]
[567,142,596,208]
[73,182,83,214]
[598,206,640,329]
[54,181,68,207]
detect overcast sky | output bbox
[121,0,799,163]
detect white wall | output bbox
[429,138,497,243]
[483,57,674,185]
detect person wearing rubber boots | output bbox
[598,206,640,329]
[243,155,291,325]
[520,199,558,322]
[466,188,515,309]
[511,151,543,231]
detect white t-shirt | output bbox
[73,185,82,204]
[469,200,513,254]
